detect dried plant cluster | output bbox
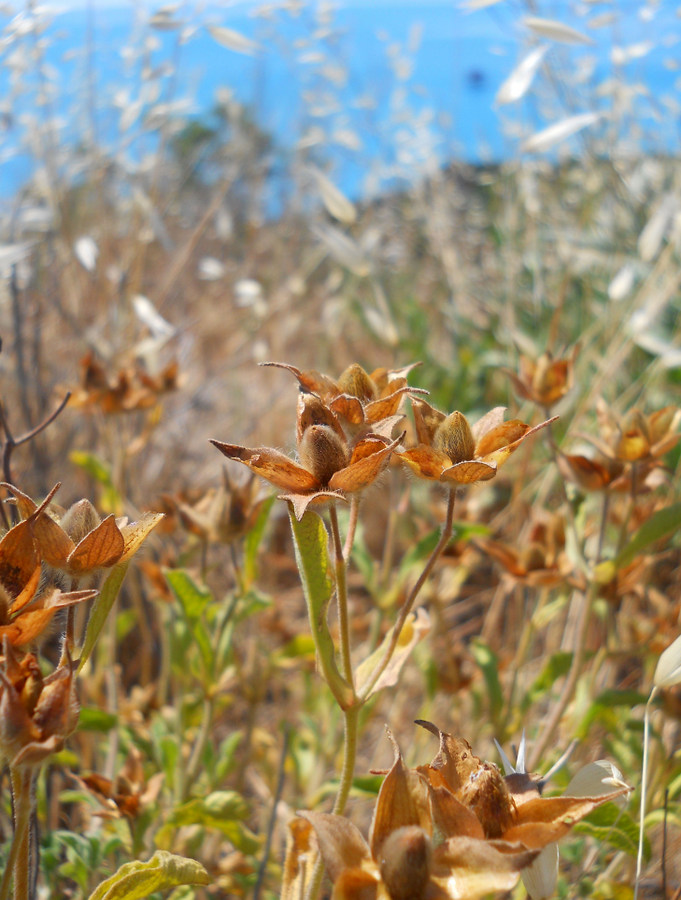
[0,1,680,899]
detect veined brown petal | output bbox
[332,868,379,900]
[476,421,530,457]
[301,812,371,882]
[68,515,125,573]
[397,446,449,480]
[440,460,497,484]
[412,399,447,445]
[431,836,538,900]
[0,520,40,596]
[558,454,610,491]
[365,387,415,423]
[503,790,629,848]
[480,417,557,468]
[211,442,321,492]
[281,490,346,521]
[329,436,400,493]
[369,735,431,859]
[329,394,365,425]
[0,607,55,646]
[471,407,506,442]
[120,513,165,562]
[428,784,485,840]
[8,566,42,615]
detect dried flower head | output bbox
[2,483,164,583]
[70,352,179,415]
[0,638,80,767]
[171,470,267,545]
[584,400,681,466]
[211,393,402,519]
[283,724,625,900]
[73,745,164,820]
[504,347,578,409]
[263,360,425,433]
[398,399,555,484]
[0,499,95,646]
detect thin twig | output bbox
[0,392,71,487]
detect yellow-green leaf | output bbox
[79,562,129,672]
[87,850,210,900]
[289,507,354,709]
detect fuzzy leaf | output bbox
[289,509,353,708]
[86,850,210,900]
[79,562,130,671]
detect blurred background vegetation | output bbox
[1,0,680,897]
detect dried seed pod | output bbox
[337,363,378,403]
[434,411,476,464]
[378,826,432,900]
[459,764,516,839]
[298,425,350,486]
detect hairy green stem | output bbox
[0,767,33,900]
[304,705,360,900]
[342,495,361,562]
[329,502,353,687]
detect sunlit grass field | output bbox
[0,2,680,899]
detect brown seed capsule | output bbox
[60,499,102,543]
[298,425,349,486]
[379,826,432,900]
[337,364,378,403]
[433,411,476,465]
[459,763,516,839]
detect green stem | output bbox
[342,495,361,562]
[304,706,360,900]
[184,695,215,796]
[0,767,33,900]
[329,502,353,687]
[360,488,456,701]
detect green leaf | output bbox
[524,651,573,708]
[289,508,353,708]
[87,850,210,900]
[77,707,118,732]
[574,802,648,860]
[471,638,503,723]
[615,502,681,569]
[156,793,260,854]
[79,562,130,672]
[165,570,213,622]
[70,451,113,486]
[69,452,122,515]
[165,569,215,677]
[243,495,275,587]
[577,689,648,739]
